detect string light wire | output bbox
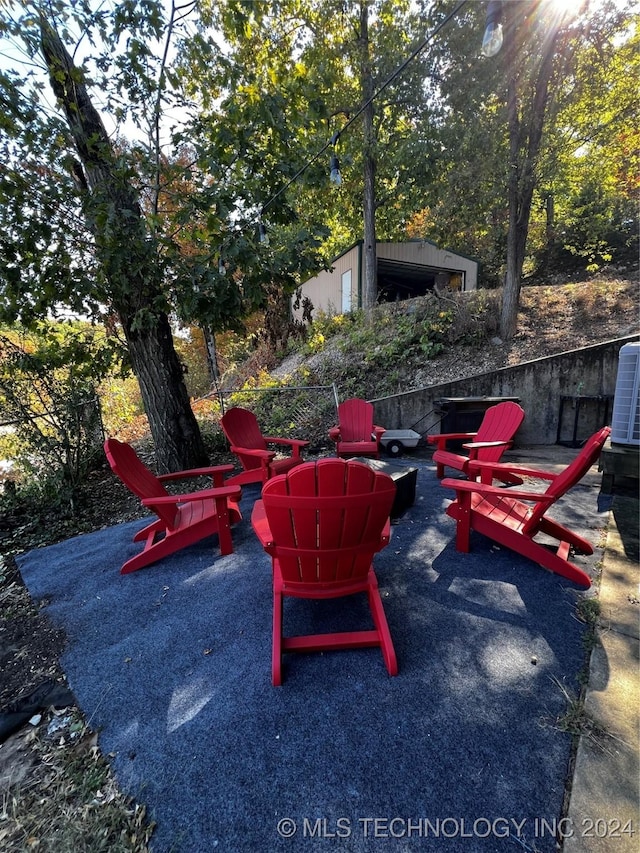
[258,0,468,221]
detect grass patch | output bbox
[544,675,628,757]
[576,596,601,628]
[551,680,607,741]
[569,592,603,682]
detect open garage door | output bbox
[376,258,463,302]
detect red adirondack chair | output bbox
[220,407,309,487]
[441,426,611,588]
[427,401,525,481]
[104,438,242,574]
[328,398,386,459]
[251,458,398,685]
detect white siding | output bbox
[293,245,360,320]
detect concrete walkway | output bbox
[564,485,639,852]
[507,446,639,851]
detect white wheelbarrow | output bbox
[379,429,422,458]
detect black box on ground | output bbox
[348,457,418,518]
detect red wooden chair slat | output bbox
[251,458,398,684]
[104,438,242,574]
[441,427,611,588]
[427,401,525,480]
[220,407,309,487]
[328,398,385,459]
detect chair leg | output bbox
[537,517,594,555]
[461,513,593,588]
[132,518,163,542]
[120,530,174,574]
[213,496,234,556]
[522,537,592,588]
[367,571,398,677]
[121,553,154,575]
[454,493,472,552]
[272,585,284,686]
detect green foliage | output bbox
[556,181,638,272]
[0,322,119,502]
[0,0,329,351]
[240,289,502,406]
[299,310,351,355]
[186,0,436,271]
[98,374,144,435]
[330,303,453,369]
[410,2,638,287]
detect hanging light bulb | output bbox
[482,1,503,57]
[329,153,342,186]
[258,222,269,245]
[329,130,342,186]
[218,256,226,276]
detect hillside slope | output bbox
[269,275,638,401]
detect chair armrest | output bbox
[231,446,276,461]
[142,484,242,506]
[328,426,340,441]
[427,432,477,449]
[440,478,555,504]
[465,459,556,481]
[380,516,391,546]
[251,500,274,549]
[373,426,386,440]
[158,464,235,488]
[462,440,510,450]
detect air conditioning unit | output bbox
[610,342,640,446]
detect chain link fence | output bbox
[204,384,340,452]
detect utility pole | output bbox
[360,1,378,311]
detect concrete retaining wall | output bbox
[371,334,639,446]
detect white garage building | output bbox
[293,238,478,319]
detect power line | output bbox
[259,0,469,219]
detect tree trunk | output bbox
[203,326,220,386]
[545,194,555,243]
[40,17,208,472]
[501,18,521,341]
[500,5,563,341]
[362,144,377,311]
[122,311,208,471]
[360,2,378,311]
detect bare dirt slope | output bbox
[419,277,639,388]
[272,277,638,399]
